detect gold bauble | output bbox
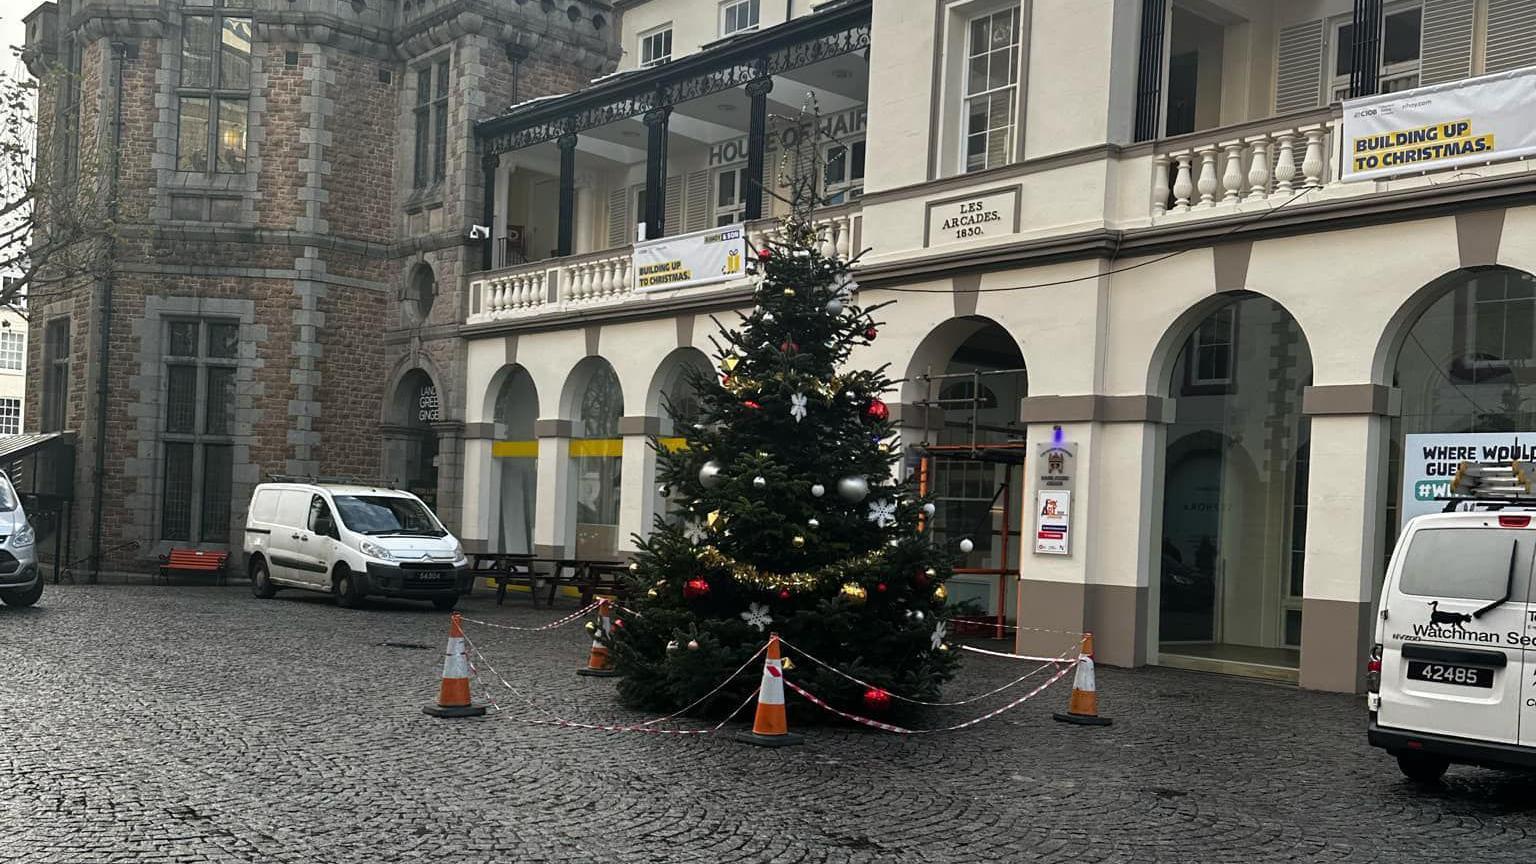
[646,588,659,598]
[707,510,722,528]
[939,643,950,652]
[721,355,740,373]
[585,621,597,633]
[840,582,868,606]
[933,584,948,602]
[781,657,795,671]
[792,535,806,548]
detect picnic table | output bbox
[469,553,633,606]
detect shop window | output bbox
[822,138,865,205]
[1330,2,1422,101]
[177,0,251,174]
[160,319,240,542]
[640,26,673,68]
[413,59,450,188]
[713,165,747,225]
[570,361,623,559]
[721,0,759,36]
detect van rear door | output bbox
[1379,520,1534,744]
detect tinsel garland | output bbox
[694,545,887,592]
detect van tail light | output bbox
[1367,643,1383,694]
[1500,515,1532,527]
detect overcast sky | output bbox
[2,0,30,78]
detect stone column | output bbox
[459,421,496,554]
[642,105,672,239]
[1298,384,1395,692]
[744,75,772,221]
[533,418,574,557]
[616,415,660,557]
[556,132,577,257]
[430,421,465,535]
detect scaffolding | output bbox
[911,366,1028,639]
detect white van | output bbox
[1368,507,1536,782]
[243,482,470,610]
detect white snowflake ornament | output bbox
[930,621,947,651]
[789,392,808,423]
[867,498,897,528]
[741,602,773,632]
[683,521,708,544]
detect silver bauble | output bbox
[699,460,725,489]
[807,517,820,528]
[810,483,826,498]
[959,538,975,553]
[837,475,870,503]
[922,502,936,517]
[825,298,843,315]
[752,475,767,489]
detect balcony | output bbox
[465,206,862,326]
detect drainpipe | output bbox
[89,41,127,582]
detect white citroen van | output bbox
[1368,506,1536,782]
[243,482,470,610]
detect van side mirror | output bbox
[318,514,339,539]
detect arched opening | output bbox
[906,317,1028,625]
[1384,266,1536,567]
[566,358,624,559]
[648,348,712,528]
[491,366,538,554]
[385,368,440,507]
[1157,293,1312,675]
[402,262,436,327]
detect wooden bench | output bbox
[471,554,574,607]
[158,548,230,586]
[573,560,632,606]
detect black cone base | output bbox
[735,730,805,747]
[577,667,621,677]
[423,703,488,718]
[1053,712,1112,726]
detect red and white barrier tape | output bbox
[777,637,1074,707]
[463,631,770,735]
[949,617,1084,638]
[459,601,600,633]
[959,643,1081,664]
[784,660,1076,735]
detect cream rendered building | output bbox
[455,0,1536,692]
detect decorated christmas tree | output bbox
[608,184,963,719]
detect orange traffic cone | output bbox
[1053,632,1112,726]
[735,633,804,747]
[423,612,487,718]
[577,598,620,677]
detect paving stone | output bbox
[1,586,1533,862]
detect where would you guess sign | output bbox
[1399,432,1536,527]
[633,225,746,293]
[1341,66,1536,182]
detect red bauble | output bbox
[613,618,625,630]
[778,588,791,601]
[758,247,773,261]
[780,341,800,354]
[865,399,889,422]
[876,582,888,593]
[863,325,879,341]
[743,400,762,410]
[863,687,892,713]
[913,570,932,588]
[683,578,711,600]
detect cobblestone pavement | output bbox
[3,586,1536,863]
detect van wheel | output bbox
[250,558,277,599]
[0,580,42,607]
[334,566,365,609]
[432,594,458,611]
[1397,752,1450,784]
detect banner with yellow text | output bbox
[633,225,747,293]
[1342,66,1536,182]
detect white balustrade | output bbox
[1151,119,1337,219]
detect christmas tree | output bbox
[608,197,962,719]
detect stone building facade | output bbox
[20,0,619,575]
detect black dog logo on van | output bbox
[1427,601,1473,631]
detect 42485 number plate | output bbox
[1406,660,1494,688]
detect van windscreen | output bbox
[1399,527,1534,602]
[333,495,445,537]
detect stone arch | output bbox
[646,347,713,435]
[560,356,624,558]
[482,363,539,439]
[382,367,442,507]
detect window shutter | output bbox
[1275,19,1325,112]
[606,187,628,248]
[1487,0,1536,74]
[760,147,778,217]
[1420,0,1475,84]
[684,169,710,233]
[663,175,683,237]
